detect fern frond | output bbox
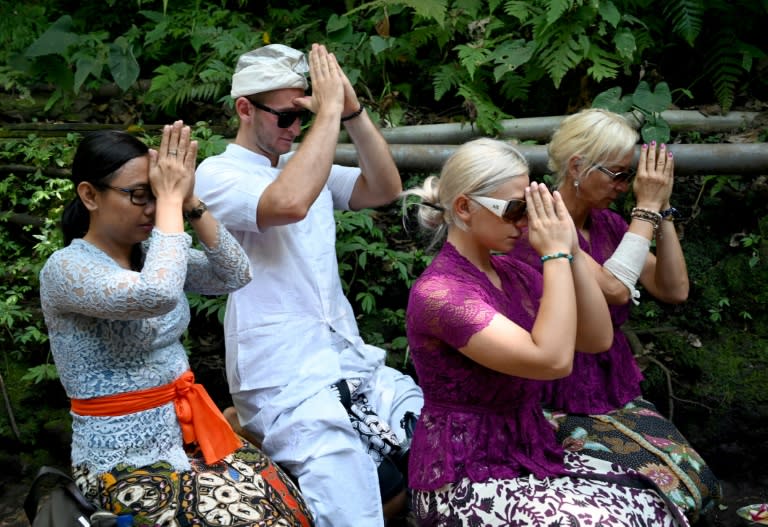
[455,44,491,80]
[586,45,620,82]
[545,0,576,26]
[208,23,262,58]
[399,0,449,26]
[432,64,462,101]
[169,84,195,114]
[453,0,484,18]
[347,0,448,26]
[597,1,620,27]
[499,72,531,103]
[704,35,745,113]
[457,84,509,136]
[503,0,542,23]
[408,25,442,49]
[189,82,223,103]
[662,0,704,46]
[536,29,585,88]
[198,60,232,83]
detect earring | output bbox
[574,180,579,189]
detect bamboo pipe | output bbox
[333,143,768,175]
[339,110,764,143]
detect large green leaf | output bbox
[632,81,671,113]
[613,28,636,59]
[491,39,535,81]
[370,35,394,55]
[640,118,671,145]
[327,13,350,33]
[24,15,78,57]
[73,55,101,93]
[592,86,633,113]
[597,1,621,27]
[109,37,140,92]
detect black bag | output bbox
[24,465,119,527]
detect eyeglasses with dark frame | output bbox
[97,184,155,206]
[246,97,311,129]
[470,195,528,223]
[593,165,635,183]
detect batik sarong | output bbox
[547,397,721,523]
[73,441,314,527]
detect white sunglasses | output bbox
[469,195,527,222]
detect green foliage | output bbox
[335,208,431,362]
[702,31,762,113]
[1,0,764,132]
[22,15,141,110]
[592,81,672,144]
[663,0,705,47]
[686,332,767,409]
[1,0,767,463]
[0,134,77,398]
[142,7,265,115]
[186,294,228,326]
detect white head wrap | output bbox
[230,44,309,98]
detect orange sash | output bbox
[70,370,241,464]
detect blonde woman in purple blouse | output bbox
[402,138,689,526]
[509,108,720,523]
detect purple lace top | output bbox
[509,208,644,414]
[406,242,565,491]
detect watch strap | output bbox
[183,200,208,221]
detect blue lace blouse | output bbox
[39,225,251,473]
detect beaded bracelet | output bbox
[341,105,365,122]
[631,207,662,231]
[632,216,660,230]
[540,252,573,263]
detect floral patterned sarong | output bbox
[547,397,721,524]
[412,452,689,526]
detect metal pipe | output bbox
[339,111,763,143]
[333,143,768,175]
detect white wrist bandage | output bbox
[604,232,651,305]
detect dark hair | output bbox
[62,131,149,246]
[62,131,149,270]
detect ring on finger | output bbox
[169,150,178,156]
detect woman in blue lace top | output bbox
[39,122,314,526]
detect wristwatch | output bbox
[183,200,208,221]
[660,207,680,221]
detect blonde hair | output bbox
[548,108,639,187]
[401,137,529,248]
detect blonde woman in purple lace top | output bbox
[402,138,690,526]
[509,109,720,523]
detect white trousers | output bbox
[232,365,423,527]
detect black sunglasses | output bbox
[470,195,528,223]
[594,165,635,183]
[246,98,311,129]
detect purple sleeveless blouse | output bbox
[509,208,644,414]
[406,242,565,491]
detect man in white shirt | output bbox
[195,42,423,527]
